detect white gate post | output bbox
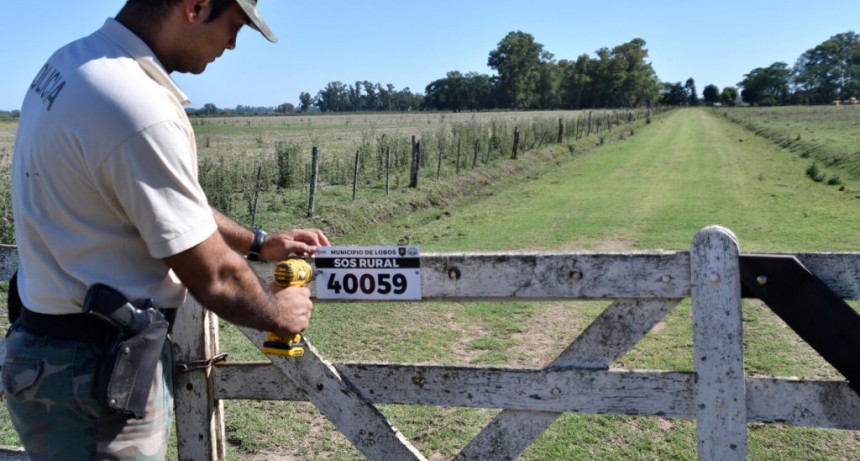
[172,297,227,461]
[690,226,747,460]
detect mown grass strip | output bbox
[296,107,860,460]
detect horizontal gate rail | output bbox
[2,227,860,460]
[212,363,860,430]
[247,251,860,301]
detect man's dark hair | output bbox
[205,0,236,24]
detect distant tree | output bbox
[558,55,593,109]
[277,103,295,113]
[0,110,20,120]
[348,81,363,111]
[659,82,688,106]
[850,35,860,99]
[424,76,453,111]
[391,87,423,111]
[702,84,720,105]
[535,59,561,109]
[685,78,698,106]
[609,38,660,107]
[739,62,792,105]
[379,83,395,111]
[720,86,739,106]
[488,31,553,109]
[298,92,313,112]
[233,105,275,115]
[424,71,494,111]
[362,81,378,111]
[588,48,614,107]
[558,54,599,109]
[199,103,219,115]
[462,72,493,110]
[793,31,859,104]
[558,38,659,109]
[315,81,349,112]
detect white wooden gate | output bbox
[2,225,859,460]
[171,226,860,460]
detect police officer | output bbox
[2,1,329,459]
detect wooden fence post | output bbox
[409,136,420,188]
[511,127,520,159]
[456,140,461,175]
[587,111,593,135]
[436,141,443,181]
[351,149,360,200]
[249,165,262,227]
[307,147,319,217]
[385,146,391,195]
[690,225,747,460]
[557,117,564,143]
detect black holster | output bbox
[83,284,169,419]
[7,270,22,325]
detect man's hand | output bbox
[269,283,313,336]
[210,207,330,261]
[260,228,331,261]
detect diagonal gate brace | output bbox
[739,255,860,395]
[238,326,426,460]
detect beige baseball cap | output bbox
[235,0,277,43]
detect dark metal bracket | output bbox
[739,254,860,394]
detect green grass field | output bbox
[213,108,860,460]
[721,105,860,181]
[354,108,860,253]
[1,107,859,459]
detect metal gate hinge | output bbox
[176,352,228,373]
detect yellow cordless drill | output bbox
[261,259,312,358]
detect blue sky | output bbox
[1,1,858,110]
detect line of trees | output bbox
[297,31,738,113]
[184,28,858,116]
[300,32,665,113]
[739,31,859,106]
[420,33,665,111]
[659,79,739,107]
[303,82,424,113]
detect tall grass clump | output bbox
[275,141,303,189]
[199,156,237,215]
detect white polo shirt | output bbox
[11,19,218,314]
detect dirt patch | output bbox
[243,451,301,461]
[450,323,490,363]
[509,302,597,367]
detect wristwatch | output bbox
[247,227,267,261]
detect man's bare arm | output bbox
[164,229,311,336]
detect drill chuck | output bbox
[274,259,313,286]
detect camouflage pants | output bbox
[1,325,174,460]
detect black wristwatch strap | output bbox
[247,227,266,261]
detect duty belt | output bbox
[17,306,177,345]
